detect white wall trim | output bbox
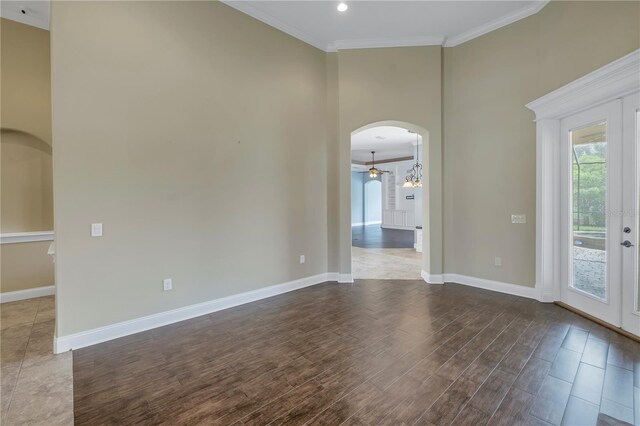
[443,274,539,300]
[526,50,640,120]
[381,224,414,231]
[526,50,640,306]
[0,285,54,304]
[443,1,549,47]
[54,273,338,354]
[331,35,444,52]
[1,231,54,244]
[351,221,382,227]
[220,0,327,51]
[421,270,444,284]
[222,1,549,52]
[338,273,354,283]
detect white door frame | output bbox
[622,93,640,335]
[526,49,640,306]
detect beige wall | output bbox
[51,1,329,336]
[1,18,54,293]
[1,130,53,232]
[1,18,53,233]
[1,241,54,292]
[48,0,640,338]
[331,47,443,276]
[443,1,640,287]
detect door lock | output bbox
[621,240,634,248]
[623,227,631,233]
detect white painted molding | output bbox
[421,270,444,285]
[1,231,54,244]
[54,273,335,353]
[222,0,549,52]
[526,50,640,120]
[0,285,54,303]
[381,224,414,231]
[444,1,549,47]
[527,50,640,307]
[351,221,382,227]
[220,0,327,51]
[331,35,444,52]
[338,274,354,284]
[443,274,539,300]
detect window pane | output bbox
[571,121,607,300]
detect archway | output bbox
[340,120,442,283]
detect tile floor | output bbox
[1,296,73,425]
[352,246,422,279]
[72,280,640,425]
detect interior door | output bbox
[560,100,623,327]
[622,93,640,336]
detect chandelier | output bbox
[403,132,423,188]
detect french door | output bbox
[560,94,640,336]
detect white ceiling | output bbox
[2,1,549,49]
[351,126,420,162]
[0,1,49,30]
[222,0,549,51]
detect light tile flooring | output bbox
[352,246,422,279]
[1,296,73,425]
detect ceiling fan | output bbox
[358,151,390,178]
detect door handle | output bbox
[621,240,634,248]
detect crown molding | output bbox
[526,49,640,120]
[223,0,550,52]
[220,0,328,51]
[444,0,548,47]
[332,35,445,52]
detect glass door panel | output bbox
[561,100,622,328]
[571,121,607,300]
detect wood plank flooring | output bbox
[352,225,415,248]
[73,280,640,425]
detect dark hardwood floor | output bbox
[352,224,415,248]
[73,280,640,425]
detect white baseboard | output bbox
[421,271,444,284]
[443,273,538,300]
[54,273,335,354]
[351,221,382,227]
[338,273,354,283]
[0,285,54,303]
[381,224,414,231]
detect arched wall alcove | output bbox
[339,119,443,283]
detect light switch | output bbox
[511,214,527,224]
[163,278,172,291]
[91,223,103,237]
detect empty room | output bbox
[0,0,639,425]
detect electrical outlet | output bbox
[163,278,173,291]
[91,223,103,237]
[495,257,502,267]
[511,214,527,224]
[299,255,306,264]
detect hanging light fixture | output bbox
[403,132,423,188]
[368,151,381,178]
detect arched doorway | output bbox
[350,123,425,280]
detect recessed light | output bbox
[337,3,348,12]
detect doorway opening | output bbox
[350,125,423,279]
